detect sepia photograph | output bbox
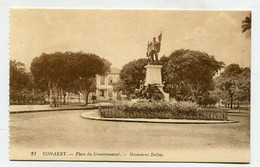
[9,9,251,163]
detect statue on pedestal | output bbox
[143,31,169,101]
[146,31,162,64]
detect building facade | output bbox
[59,67,121,104]
[94,67,120,101]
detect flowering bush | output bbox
[99,100,228,120]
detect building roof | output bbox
[110,67,121,74]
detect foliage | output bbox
[91,95,97,101]
[197,92,218,107]
[10,60,30,91]
[161,49,224,103]
[69,52,111,105]
[99,100,227,120]
[30,51,111,106]
[30,52,65,106]
[10,60,49,105]
[10,60,31,104]
[237,67,250,102]
[112,80,124,100]
[113,100,199,113]
[112,80,124,93]
[130,94,137,100]
[119,58,148,96]
[241,13,251,37]
[135,84,164,101]
[215,64,250,109]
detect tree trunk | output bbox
[57,89,59,106]
[55,93,57,106]
[85,92,89,106]
[67,92,70,105]
[63,91,66,105]
[58,89,60,106]
[230,95,233,109]
[59,88,62,106]
[49,89,53,107]
[57,89,59,107]
[58,89,61,106]
[54,88,57,107]
[237,93,240,109]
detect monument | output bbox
[145,32,169,100]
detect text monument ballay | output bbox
[145,32,169,100]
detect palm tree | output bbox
[241,13,251,37]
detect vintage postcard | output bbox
[9,9,251,163]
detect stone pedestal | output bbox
[145,64,169,100]
[145,65,163,86]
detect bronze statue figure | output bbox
[146,32,162,64]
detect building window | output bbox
[108,89,113,97]
[108,76,113,85]
[116,76,120,83]
[100,76,105,85]
[100,90,105,97]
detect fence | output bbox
[99,105,228,121]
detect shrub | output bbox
[135,83,164,101]
[91,95,97,101]
[99,100,227,120]
[175,94,183,101]
[130,94,137,99]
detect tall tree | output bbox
[31,52,66,106]
[63,52,111,105]
[10,60,31,104]
[31,52,111,106]
[241,13,251,38]
[161,49,224,103]
[216,64,250,109]
[237,67,250,103]
[119,58,148,97]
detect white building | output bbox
[94,67,120,101]
[61,67,121,104]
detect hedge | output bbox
[98,100,228,121]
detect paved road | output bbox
[9,104,96,113]
[9,110,250,162]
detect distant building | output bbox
[93,67,121,101]
[54,67,121,104]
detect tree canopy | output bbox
[10,60,30,92]
[117,49,224,105]
[119,58,148,96]
[30,52,111,106]
[161,49,224,103]
[241,13,251,38]
[10,60,31,103]
[215,64,250,109]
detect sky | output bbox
[10,9,251,70]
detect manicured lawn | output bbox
[9,110,249,162]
